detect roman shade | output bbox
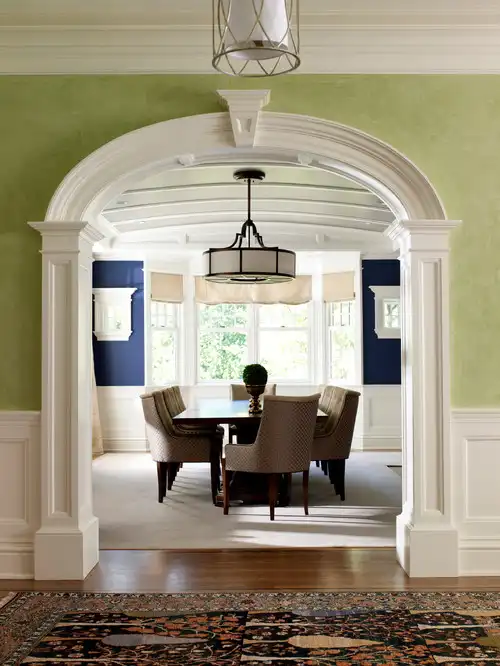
[323,272,355,302]
[151,273,183,303]
[195,275,312,305]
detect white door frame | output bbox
[29,104,460,579]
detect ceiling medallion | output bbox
[212,0,301,77]
[203,169,296,284]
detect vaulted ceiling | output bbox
[101,162,396,256]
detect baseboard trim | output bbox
[354,436,401,452]
[0,543,34,579]
[459,538,500,576]
[103,438,148,453]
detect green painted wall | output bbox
[1,74,499,409]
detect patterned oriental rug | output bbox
[2,591,500,665]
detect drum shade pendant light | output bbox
[212,0,300,77]
[203,169,296,284]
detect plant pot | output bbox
[245,384,266,415]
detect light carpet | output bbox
[93,451,402,550]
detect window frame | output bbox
[369,285,401,339]
[148,300,181,386]
[326,299,357,385]
[195,302,313,384]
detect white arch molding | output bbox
[30,109,460,580]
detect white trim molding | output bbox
[452,408,500,576]
[369,285,401,339]
[30,110,463,578]
[3,23,500,75]
[92,287,137,342]
[0,411,40,579]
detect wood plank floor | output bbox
[2,549,500,593]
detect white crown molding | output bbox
[2,24,500,74]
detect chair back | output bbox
[321,386,359,435]
[253,394,320,473]
[230,383,277,400]
[140,392,170,461]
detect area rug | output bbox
[94,451,402,549]
[2,591,500,665]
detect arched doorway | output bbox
[30,100,459,580]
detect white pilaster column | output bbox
[387,220,460,577]
[29,221,104,580]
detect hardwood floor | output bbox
[2,548,500,593]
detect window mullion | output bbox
[250,303,258,364]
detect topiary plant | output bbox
[242,363,268,386]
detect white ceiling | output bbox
[2,0,500,73]
[100,162,396,259]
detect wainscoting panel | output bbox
[101,384,401,453]
[97,386,147,452]
[0,411,40,578]
[357,385,401,451]
[452,409,500,575]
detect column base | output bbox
[34,517,99,580]
[397,514,459,577]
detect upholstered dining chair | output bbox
[312,385,360,501]
[223,393,320,520]
[140,387,223,504]
[228,383,277,443]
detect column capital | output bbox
[29,221,104,252]
[385,219,461,252]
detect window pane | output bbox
[152,330,176,385]
[329,328,355,382]
[259,331,308,379]
[259,303,308,328]
[383,299,400,329]
[198,332,248,380]
[151,301,176,329]
[198,303,249,328]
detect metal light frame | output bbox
[203,169,296,284]
[212,0,301,77]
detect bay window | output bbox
[151,301,179,385]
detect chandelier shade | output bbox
[203,169,296,284]
[212,0,301,77]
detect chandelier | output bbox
[203,169,296,284]
[212,0,301,77]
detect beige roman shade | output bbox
[323,272,355,302]
[195,275,312,305]
[151,273,183,303]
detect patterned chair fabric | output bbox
[230,383,277,400]
[225,394,321,474]
[140,388,221,463]
[312,385,360,460]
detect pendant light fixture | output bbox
[203,169,296,283]
[212,0,300,77]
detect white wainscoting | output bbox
[355,385,402,451]
[97,386,147,452]
[97,384,402,453]
[452,409,500,576]
[0,411,40,579]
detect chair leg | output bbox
[327,460,335,484]
[210,445,221,505]
[268,473,279,521]
[167,463,176,490]
[330,459,346,501]
[315,460,320,468]
[302,469,309,516]
[157,462,167,503]
[222,459,230,515]
[321,460,328,475]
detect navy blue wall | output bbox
[93,261,145,386]
[362,259,401,385]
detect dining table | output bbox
[173,398,327,507]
